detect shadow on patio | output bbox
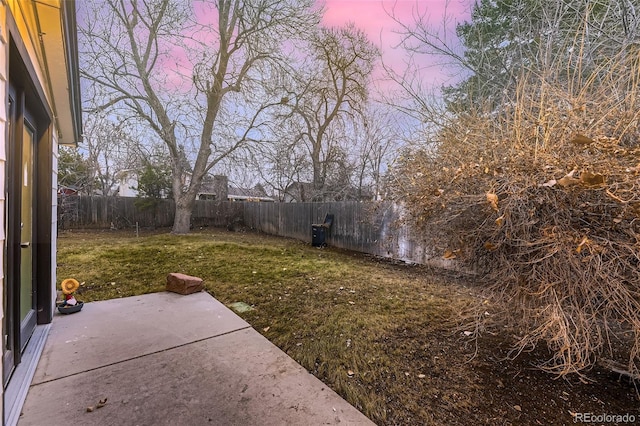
[18,292,373,425]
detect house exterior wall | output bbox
[0,0,8,396]
[0,0,80,419]
[118,176,139,197]
[3,0,65,312]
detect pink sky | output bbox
[321,0,473,87]
[322,0,471,34]
[79,1,474,94]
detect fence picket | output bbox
[57,195,440,266]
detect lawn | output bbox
[57,228,639,425]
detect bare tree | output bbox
[352,105,401,200]
[81,113,144,196]
[248,119,311,200]
[285,24,379,201]
[80,0,320,233]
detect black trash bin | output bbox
[311,214,334,247]
[312,225,327,247]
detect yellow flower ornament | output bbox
[61,278,80,295]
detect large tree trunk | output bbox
[172,196,194,234]
[311,140,324,201]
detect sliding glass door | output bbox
[3,87,38,385]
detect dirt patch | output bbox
[334,257,640,425]
[378,328,638,425]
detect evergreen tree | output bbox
[447,0,640,111]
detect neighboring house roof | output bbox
[198,183,220,195]
[228,186,267,198]
[57,185,79,195]
[284,182,316,202]
[197,175,229,200]
[197,176,274,202]
[115,169,137,179]
[284,181,375,202]
[228,186,274,202]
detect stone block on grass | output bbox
[166,273,204,295]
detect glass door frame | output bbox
[18,116,37,352]
[3,83,38,385]
[3,37,55,387]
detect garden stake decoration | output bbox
[59,278,84,314]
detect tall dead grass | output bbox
[391,47,640,376]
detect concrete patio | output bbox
[17,291,374,425]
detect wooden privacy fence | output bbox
[58,196,443,266]
[58,195,244,230]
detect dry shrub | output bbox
[391,49,640,377]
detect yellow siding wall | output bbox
[6,0,48,102]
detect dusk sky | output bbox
[79,1,474,92]
[321,0,473,87]
[322,0,471,39]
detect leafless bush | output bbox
[390,49,640,377]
